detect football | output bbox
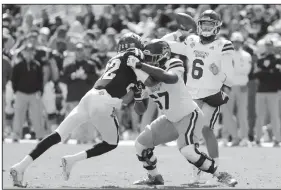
[175,13,197,33]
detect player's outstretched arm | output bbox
[139,62,179,84]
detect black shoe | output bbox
[133,174,164,186]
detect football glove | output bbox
[125,48,144,69]
[132,81,146,101]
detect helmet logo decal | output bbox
[143,50,151,55]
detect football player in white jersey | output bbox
[161,10,235,182]
[126,40,237,187]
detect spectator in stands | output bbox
[3,36,13,135]
[126,9,156,38]
[221,32,252,147]
[48,25,70,50]
[40,9,51,28]
[50,39,67,76]
[10,13,23,38]
[38,27,50,46]
[103,27,117,51]
[61,42,97,142]
[253,39,281,147]
[11,43,44,141]
[275,41,281,136]
[111,5,130,33]
[249,5,270,41]
[2,28,15,58]
[21,11,37,35]
[50,16,63,36]
[83,5,95,30]
[93,41,111,71]
[68,14,85,43]
[97,5,114,34]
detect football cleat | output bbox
[133,174,164,186]
[61,157,76,181]
[10,167,27,188]
[189,166,203,184]
[216,172,238,187]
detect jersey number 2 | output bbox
[191,59,204,79]
[150,92,169,110]
[100,59,121,80]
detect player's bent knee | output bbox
[135,127,154,148]
[180,144,217,174]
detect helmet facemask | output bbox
[144,50,170,68]
[197,19,221,37]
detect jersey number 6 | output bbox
[149,91,169,110]
[191,59,204,79]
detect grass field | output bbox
[3,142,281,189]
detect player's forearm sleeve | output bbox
[220,53,235,87]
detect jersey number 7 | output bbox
[191,59,204,79]
[149,91,169,110]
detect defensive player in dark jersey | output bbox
[9,33,152,187]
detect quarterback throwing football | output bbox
[162,10,235,181]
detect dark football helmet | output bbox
[197,10,222,42]
[117,32,144,53]
[143,39,171,67]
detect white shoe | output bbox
[10,165,27,187]
[61,156,76,181]
[189,166,204,184]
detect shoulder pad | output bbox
[221,39,234,53]
[165,58,184,71]
[187,34,199,41]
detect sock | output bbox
[147,167,159,177]
[17,155,33,171]
[67,151,87,162]
[29,132,61,160]
[214,157,219,166]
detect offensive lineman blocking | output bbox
[127,40,237,187]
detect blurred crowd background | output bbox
[2,4,281,146]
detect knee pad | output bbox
[180,144,217,174]
[135,141,157,170]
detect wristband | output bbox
[136,62,142,69]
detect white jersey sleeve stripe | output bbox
[168,64,183,71]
